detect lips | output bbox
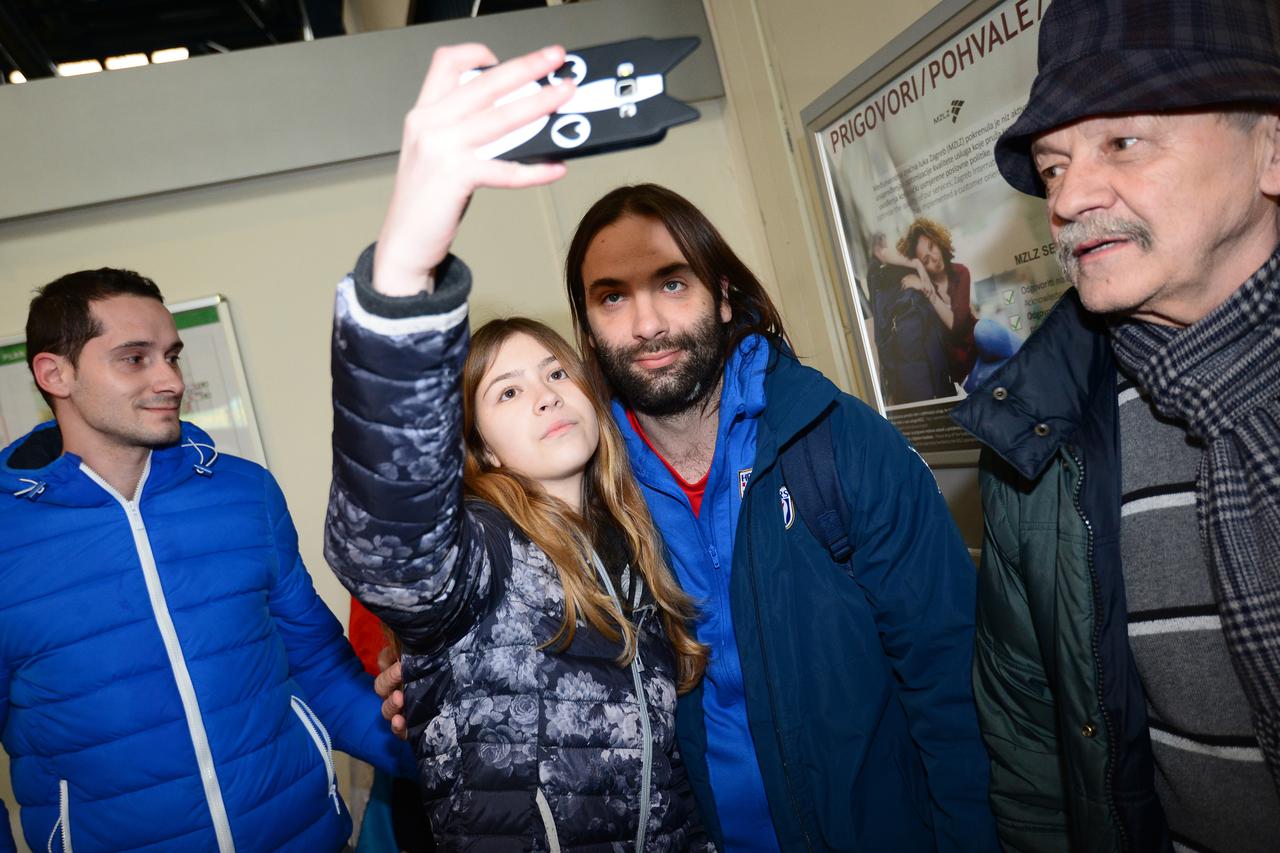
[1073,237,1127,258]
[542,419,576,439]
[633,350,680,370]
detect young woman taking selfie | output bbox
[324,44,712,851]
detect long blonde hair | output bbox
[462,317,707,693]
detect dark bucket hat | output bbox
[995,0,1280,197]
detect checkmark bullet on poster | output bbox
[1010,315,1022,331]
[1003,289,1015,304]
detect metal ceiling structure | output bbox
[0,0,558,84]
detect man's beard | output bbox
[1056,215,1155,285]
[594,314,728,417]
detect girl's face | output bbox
[473,332,600,510]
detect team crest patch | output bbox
[738,468,753,498]
[779,486,795,530]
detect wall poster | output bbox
[803,0,1063,464]
[0,295,267,465]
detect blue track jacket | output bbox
[615,337,998,852]
[0,421,413,852]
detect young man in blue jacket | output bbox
[561,184,997,852]
[0,269,414,851]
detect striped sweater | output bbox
[1118,372,1280,852]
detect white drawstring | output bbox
[181,439,219,476]
[15,477,46,499]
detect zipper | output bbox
[80,459,236,853]
[47,778,71,853]
[291,696,341,814]
[744,491,814,851]
[1065,447,1127,851]
[534,788,562,853]
[590,552,652,851]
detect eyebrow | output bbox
[483,354,558,396]
[1029,139,1057,159]
[110,340,184,353]
[586,262,693,294]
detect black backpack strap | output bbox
[778,409,853,564]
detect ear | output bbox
[718,277,733,324]
[483,447,501,468]
[31,353,73,403]
[1258,112,1280,197]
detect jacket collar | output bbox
[952,287,1115,480]
[1,420,219,506]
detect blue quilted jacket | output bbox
[0,421,413,852]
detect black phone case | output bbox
[494,36,701,163]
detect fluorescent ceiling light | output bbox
[105,53,148,70]
[151,47,190,64]
[57,59,104,76]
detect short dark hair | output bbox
[564,184,789,399]
[26,268,165,406]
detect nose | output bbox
[1048,156,1116,229]
[153,359,185,399]
[630,290,667,342]
[535,383,562,413]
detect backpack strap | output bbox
[778,409,853,564]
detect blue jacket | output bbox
[952,289,1171,852]
[615,338,998,851]
[0,421,413,852]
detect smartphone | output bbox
[466,36,702,163]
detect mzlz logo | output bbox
[779,486,795,530]
[933,99,965,124]
[738,468,753,498]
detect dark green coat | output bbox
[952,290,1171,853]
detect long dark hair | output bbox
[565,184,789,399]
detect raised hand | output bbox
[373,44,575,297]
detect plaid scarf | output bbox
[1110,246,1280,792]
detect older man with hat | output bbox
[952,0,1280,851]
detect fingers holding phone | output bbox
[373,44,575,298]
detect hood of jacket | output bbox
[756,343,841,465]
[952,287,1115,480]
[1,419,221,506]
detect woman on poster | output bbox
[866,219,974,404]
[891,217,978,387]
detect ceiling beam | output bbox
[0,3,56,79]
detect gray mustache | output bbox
[1056,216,1154,280]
